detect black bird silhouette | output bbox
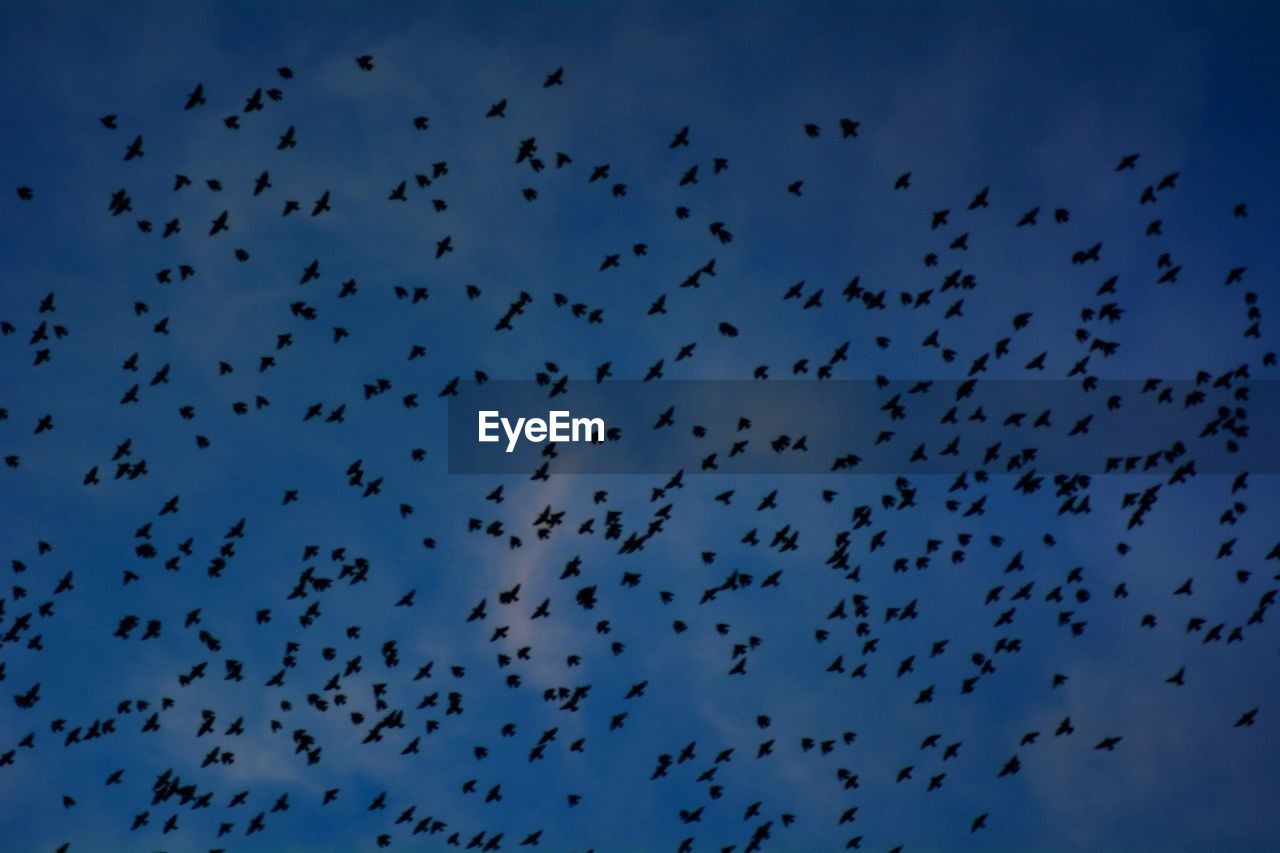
[184,83,206,109]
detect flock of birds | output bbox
[3,50,1278,853]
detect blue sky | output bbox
[2,2,1279,851]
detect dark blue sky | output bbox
[2,2,1279,851]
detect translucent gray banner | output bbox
[446,378,1275,475]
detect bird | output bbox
[184,83,206,109]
